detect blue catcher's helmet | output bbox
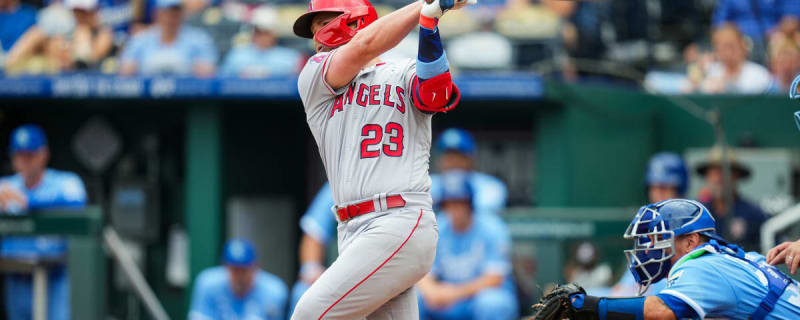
[790,73,800,100]
[645,152,688,196]
[623,199,720,295]
[436,128,476,156]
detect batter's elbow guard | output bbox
[412,72,461,112]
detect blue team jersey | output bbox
[119,25,217,75]
[431,172,507,215]
[189,266,288,320]
[299,172,508,246]
[220,45,301,77]
[432,212,514,290]
[657,244,800,319]
[0,169,87,259]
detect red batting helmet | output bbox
[293,0,378,48]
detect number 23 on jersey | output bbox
[361,123,404,158]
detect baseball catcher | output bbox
[531,199,800,319]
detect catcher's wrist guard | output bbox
[531,283,644,320]
[569,293,601,319]
[571,294,645,320]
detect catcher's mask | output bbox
[623,199,718,295]
[293,0,378,48]
[791,73,800,131]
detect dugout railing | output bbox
[0,207,170,320]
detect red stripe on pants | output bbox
[318,209,424,319]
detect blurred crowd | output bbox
[0,0,799,94]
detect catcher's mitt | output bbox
[530,283,590,320]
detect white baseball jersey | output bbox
[297,49,433,206]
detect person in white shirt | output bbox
[698,23,772,94]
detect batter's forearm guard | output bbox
[413,16,460,112]
[570,294,645,320]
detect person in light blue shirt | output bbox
[0,124,87,320]
[288,128,509,314]
[417,171,517,320]
[189,239,288,320]
[219,6,302,78]
[534,199,800,320]
[119,0,216,77]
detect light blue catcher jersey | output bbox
[432,212,514,290]
[1,169,87,259]
[189,266,288,320]
[430,172,507,215]
[658,245,800,319]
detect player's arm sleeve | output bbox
[411,16,460,113]
[656,263,736,319]
[188,273,216,320]
[297,50,349,114]
[299,183,336,245]
[482,218,512,277]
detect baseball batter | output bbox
[291,0,465,318]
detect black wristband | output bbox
[572,295,601,320]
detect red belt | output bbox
[336,195,406,221]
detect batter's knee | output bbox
[473,288,518,320]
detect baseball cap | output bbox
[222,239,255,267]
[156,0,182,9]
[9,125,48,154]
[250,6,278,31]
[65,0,98,10]
[436,128,476,156]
